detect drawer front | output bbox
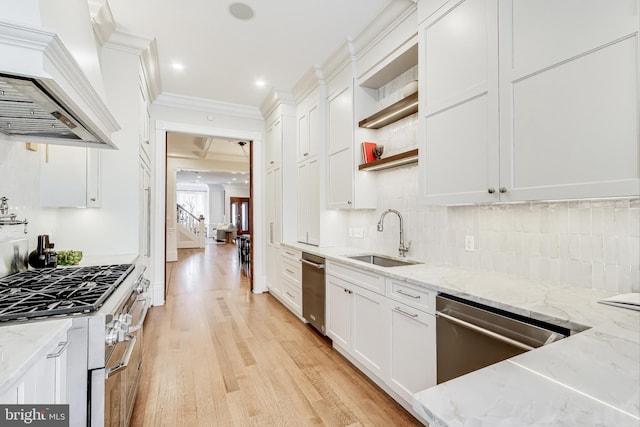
[281,248,301,262]
[326,261,385,295]
[282,277,302,314]
[387,278,436,314]
[281,257,301,284]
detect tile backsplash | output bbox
[0,140,57,248]
[349,114,639,293]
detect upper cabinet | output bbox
[40,145,100,208]
[497,0,639,201]
[418,0,640,204]
[294,74,347,246]
[326,63,377,210]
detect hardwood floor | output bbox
[130,243,421,426]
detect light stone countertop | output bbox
[282,242,640,426]
[0,319,72,395]
[0,253,140,395]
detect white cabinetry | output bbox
[419,0,639,204]
[386,278,436,405]
[40,145,100,207]
[280,248,302,316]
[497,0,639,200]
[264,102,296,296]
[326,262,388,380]
[295,81,346,246]
[0,330,69,405]
[326,64,376,209]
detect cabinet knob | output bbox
[347,201,352,205]
[487,188,496,194]
[499,187,507,193]
[303,152,309,157]
[90,197,97,202]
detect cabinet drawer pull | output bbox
[394,307,418,318]
[285,251,296,256]
[397,289,420,299]
[286,291,295,298]
[285,269,294,274]
[46,341,69,359]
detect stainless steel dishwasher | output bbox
[436,294,570,383]
[301,252,326,335]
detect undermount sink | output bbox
[346,254,421,268]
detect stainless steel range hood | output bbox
[0,74,109,145]
[0,21,120,149]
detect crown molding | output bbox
[156,92,263,121]
[259,88,295,119]
[292,66,326,104]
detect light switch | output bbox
[465,235,475,252]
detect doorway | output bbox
[230,197,250,235]
[154,123,262,306]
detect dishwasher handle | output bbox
[436,311,534,352]
[301,258,325,269]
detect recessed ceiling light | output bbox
[229,2,254,20]
[255,80,266,87]
[172,63,184,70]
[244,180,248,184]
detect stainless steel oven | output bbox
[104,285,149,426]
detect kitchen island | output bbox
[283,242,640,426]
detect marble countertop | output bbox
[282,242,640,426]
[0,319,72,395]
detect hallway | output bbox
[130,243,421,426]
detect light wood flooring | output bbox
[130,243,421,426]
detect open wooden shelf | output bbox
[359,148,418,171]
[358,92,418,129]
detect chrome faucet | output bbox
[377,209,410,257]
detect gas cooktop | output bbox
[0,264,134,322]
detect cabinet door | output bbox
[351,285,388,380]
[297,161,309,243]
[327,148,353,209]
[40,145,87,207]
[266,167,275,243]
[297,111,310,162]
[266,119,282,167]
[86,148,100,207]
[388,302,436,405]
[419,0,500,204]
[326,274,351,350]
[308,103,322,158]
[498,0,640,200]
[274,165,282,244]
[307,157,320,245]
[328,85,353,155]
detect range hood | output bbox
[0,21,120,149]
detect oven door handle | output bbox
[436,311,534,352]
[128,297,151,333]
[105,335,137,378]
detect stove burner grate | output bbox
[0,264,134,322]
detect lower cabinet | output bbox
[326,262,436,422]
[388,301,436,404]
[0,331,69,404]
[326,272,388,381]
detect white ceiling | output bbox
[167,131,251,186]
[107,0,394,107]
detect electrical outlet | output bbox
[348,228,353,237]
[353,228,364,238]
[464,235,475,252]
